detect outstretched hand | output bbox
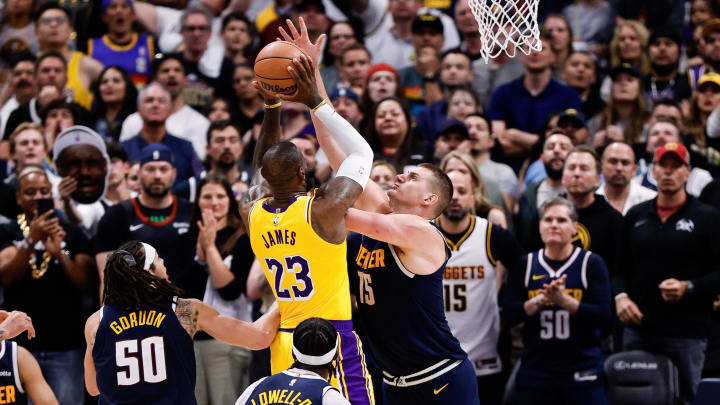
[275,54,322,108]
[278,17,325,65]
[0,310,35,340]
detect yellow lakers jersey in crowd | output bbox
[248,192,352,329]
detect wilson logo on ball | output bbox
[260,82,297,94]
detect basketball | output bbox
[254,41,306,96]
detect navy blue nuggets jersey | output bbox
[349,233,466,377]
[88,34,153,88]
[0,341,26,404]
[92,298,196,404]
[506,247,611,387]
[239,369,340,405]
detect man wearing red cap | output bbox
[614,141,720,404]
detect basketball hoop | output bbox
[469,0,542,63]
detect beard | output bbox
[651,62,677,78]
[215,157,236,171]
[443,206,472,222]
[607,173,629,188]
[142,181,171,198]
[544,160,564,181]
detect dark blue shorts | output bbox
[381,358,479,405]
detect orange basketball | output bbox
[254,41,306,96]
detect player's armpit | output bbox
[18,345,59,404]
[312,177,364,244]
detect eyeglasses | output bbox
[39,16,68,25]
[182,25,210,33]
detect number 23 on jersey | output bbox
[265,255,316,301]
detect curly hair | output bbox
[102,241,183,311]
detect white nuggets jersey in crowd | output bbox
[443,216,501,376]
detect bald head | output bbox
[261,141,305,187]
[602,141,637,189]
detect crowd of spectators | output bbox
[1,0,720,404]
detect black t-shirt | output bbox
[178,54,234,112]
[0,214,92,350]
[574,195,624,276]
[94,196,195,292]
[186,227,255,341]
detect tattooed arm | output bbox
[177,298,280,350]
[83,310,100,396]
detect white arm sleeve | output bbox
[313,103,373,189]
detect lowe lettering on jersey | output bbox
[261,229,297,248]
[444,266,485,280]
[355,246,386,270]
[109,310,166,335]
[250,388,312,405]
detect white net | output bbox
[469,0,542,63]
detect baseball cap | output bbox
[557,108,587,128]
[648,26,682,47]
[412,13,443,35]
[654,142,690,165]
[329,87,359,104]
[610,63,641,80]
[437,119,469,140]
[139,144,175,166]
[698,72,720,89]
[702,18,720,39]
[102,0,133,13]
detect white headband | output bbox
[292,336,338,366]
[52,125,110,164]
[51,125,111,202]
[141,243,156,271]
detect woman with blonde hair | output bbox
[601,20,651,101]
[439,151,507,228]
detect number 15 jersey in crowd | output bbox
[92,298,196,404]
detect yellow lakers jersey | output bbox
[249,192,351,329]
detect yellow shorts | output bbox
[269,330,295,375]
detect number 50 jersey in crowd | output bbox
[92,297,196,405]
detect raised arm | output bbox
[278,18,391,214]
[237,85,282,228]
[133,2,159,35]
[345,208,447,275]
